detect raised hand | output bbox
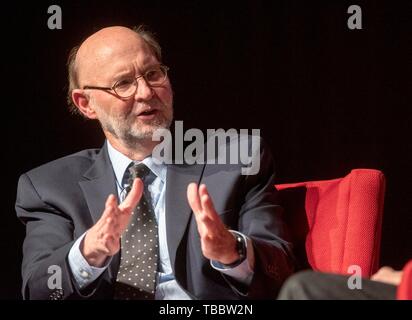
[187,183,239,265]
[82,178,144,267]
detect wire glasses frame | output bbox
[82,64,169,99]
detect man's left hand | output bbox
[187,183,239,265]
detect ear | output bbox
[71,89,98,119]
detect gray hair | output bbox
[66,25,163,116]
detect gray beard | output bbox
[100,113,172,149]
[89,96,173,149]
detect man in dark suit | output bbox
[15,25,294,300]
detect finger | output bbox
[98,234,115,255]
[197,209,219,235]
[199,186,220,222]
[103,215,120,236]
[108,194,120,215]
[119,178,143,213]
[187,182,202,214]
[103,194,117,216]
[198,183,208,197]
[96,195,118,231]
[100,216,114,236]
[103,234,120,253]
[100,198,123,236]
[194,207,225,242]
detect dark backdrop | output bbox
[3,0,412,299]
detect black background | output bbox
[2,0,412,299]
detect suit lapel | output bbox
[79,143,118,224]
[165,163,205,272]
[78,142,120,279]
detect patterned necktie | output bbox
[114,162,159,300]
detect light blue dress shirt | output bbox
[68,140,254,299]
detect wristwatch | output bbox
[224,233,247,268]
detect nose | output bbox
[134,78,154,101]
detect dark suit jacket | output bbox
[15,137,294,300]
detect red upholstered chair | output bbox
[397,260,412,300]
[276,169,385,277]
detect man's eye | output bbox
[145,69,162,82]
[115,78,134,89]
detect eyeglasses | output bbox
[82,64,169,99]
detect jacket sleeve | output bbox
[15,173,101,300]
[229,138,295,298]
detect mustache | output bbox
[131,101,168,116]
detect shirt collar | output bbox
[107,140,167,185]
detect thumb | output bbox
[119,178,144,213]
[187,182,202,213]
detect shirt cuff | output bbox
[210,231,255,286]
[68,232,112,290]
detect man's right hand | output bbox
[81,178,144,267]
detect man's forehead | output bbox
[79,26,142,52]
[76,27,154,81]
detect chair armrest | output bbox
[397,260,412,300]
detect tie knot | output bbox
[120,163,150,201]
[122,163,151,196]
[129,162,151,180]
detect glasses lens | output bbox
[145,66,167,86]
[114,78,137,98]
[113,66,168,98]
